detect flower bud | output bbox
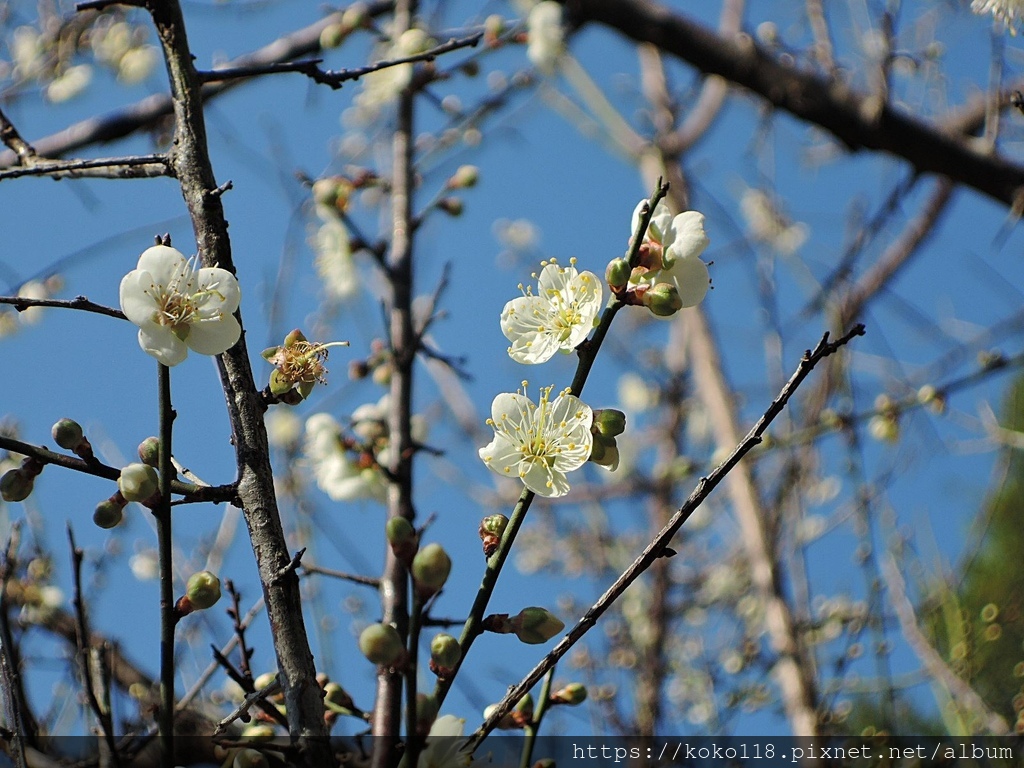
[323,681,354,712]
[186,570,222,610]
[359,623,405,666]
[483,703,518,730]
[118,463,158,502]
[438,197,464,217]
[593,409,626,438]
[341,2,368,30]
[479,514,508,557]
[642,282,683,317]
[447,165,479,189]
[319,23,346,50]
[605,258,631,290]
[868,414,899,443]
[511,607,565,644]
[411,543,451,594]
[51,418,83,450]
[233,748,268,768]
[430,633,462,674]
[484,14,505,42]
[386,517,417,561]
[917,384,946,415]
[93,498,125,529]
[514,692,534,720]
[240,723,275,741]
[253,672,277,691]
[551,682,587,705]
[138,436,161,467]
[0,469,33,502]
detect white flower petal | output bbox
[119,269,159,327]
[186,312,240,355]
[478,434,522,477]
[665,212,710,265]
[665,256,711,308]
[521,460,569,497]
[196,266,241,314]
[137,326,187,367]
[137,245,190,286]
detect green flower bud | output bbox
[118,463,158,502]
[51,418,83,450]
[868,414,900,444]
[323,681,354,712]
[240,722,275,741]
[483,703,518,730]
[319,23,346,50]
[137,436,161,467]
[511,607,565,645]
[233,748,269,768]
[642,282,683,317]
[93,498,124,529]
[593,409,626,437]
[480,514,509,538]
[551,682,587,705]
[484,14,505,40]
[448,165,479,189]
[385,517,417,561]
[605,258,631,290]
[430,633,462,672]
[514,692,534,719]
[438,197,464,217]
[411,543,451,594]
[186,570,222,610]
[253,672,277,691]
[341,2,368,30]
[359,623,405,666]
[0,470,33,502]
[479,514,508,557]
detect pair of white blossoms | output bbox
[480,201,710,498]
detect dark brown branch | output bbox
[0,435,236,503]
[0,154,171,181]
[565,0,1024,207]
[0,294,126,320]
[468,324,866,748]
[0,2,394,168]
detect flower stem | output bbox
[156,361,175,768]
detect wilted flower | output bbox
[501,259,602,364]
[119,245,241,366]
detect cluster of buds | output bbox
[348,339,394,387]
[0,456,43,503]
[589,409,625,470]
[606,257,683,317]
[175,570,222,618]
[483,606,565,645]
[263,329,349,404]
[479,514,508,557]
[52,418,94,461]
[317,2,370,49]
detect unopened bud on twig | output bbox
[511,606,564,644]
[118,463,159,503]
[359,623,405,667]
[411,543,451,595]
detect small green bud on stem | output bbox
[359,623,406,667]
[411,542,451,596]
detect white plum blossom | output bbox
[119,245,241,366]
[630,200,711,310]
[479,384,593,497]
[501,259,603,364]
[304,413,387,503]
[527,1,565,74]
[972,0,1024,32]
[739,188,808,256]
[45,64,92,103]
[418,715,471,768]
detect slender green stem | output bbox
[431,180,671,713]
[156,362,175,768]
[404,594,424,767]
[519,668,556,768]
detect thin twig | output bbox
[155,362,176,768]
[0,154,171,182]
[467,324,865,748]
[301,563,380,589]
[0,294,126,320]
[0,525,30,768]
